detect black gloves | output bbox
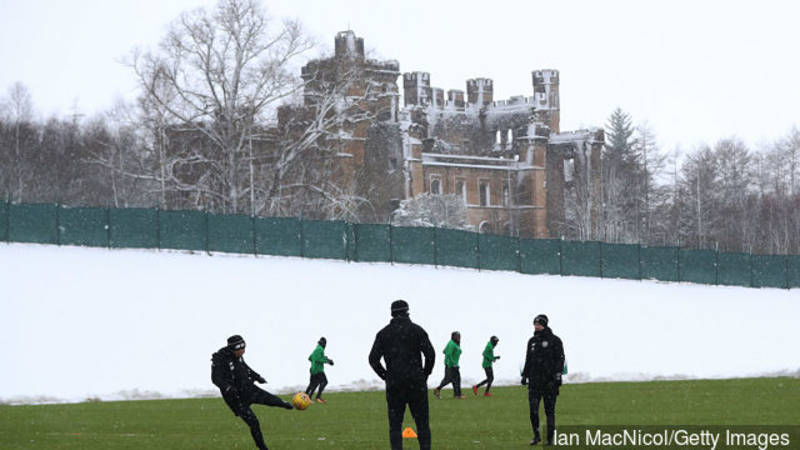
[555,373,562,386]
[328,359,334,366]
[521,376,528,386]
[256,375,266,384]
[494,356,501,361]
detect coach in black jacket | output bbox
[521,314,565,446]
[211,335,292,450]
[369,300,436,450]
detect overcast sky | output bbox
[1,0,798,153]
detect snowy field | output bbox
[1,243,798,405]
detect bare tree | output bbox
[3,82,34,201]
[130,0,312,214]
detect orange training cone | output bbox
[402,427,418,438]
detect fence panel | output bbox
[345,223,356,261]
[59,206,108,247]
[640,246,678,281]
[479,234,518,271]
[679,249,717,285]
[561,240,602,277]
[353,223,391,262]
[752,254,787,289]
[788,255,800,288]
[302,220,347,260]
[208,213,254,254]
[0,201,8,241]
[9,203,58,245]
[392,226,435,265]
[109,208,158,249]
[717,252,751,287]
[436,228,478,269]
[254,217,301,257]
[602,243,640,280]
[519,238,560,275]
[159,210,206,251]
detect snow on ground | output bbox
[1,243,798,405]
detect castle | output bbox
[290,31,604,238]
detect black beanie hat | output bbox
[490,335,499,345]
[227,335,246,350]
[318,337,327,347]
[391,299,409,316]
[533,314,549,327]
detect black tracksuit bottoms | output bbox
[386,381,431,450]
[306,372,328,399]
[227,386,289,450]
[475,367,494,392]
[436,366,461,396]
[528,385,558,442]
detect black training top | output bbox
[369,316,435,386]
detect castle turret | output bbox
[532,70,560,132]
[403,72,431,107]
[466,78,493,106]
[335,30,365,60]
[447,89,465,108]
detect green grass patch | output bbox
[1,378,798,449]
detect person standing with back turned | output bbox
[521,315,565,446]
[369,300,436,450]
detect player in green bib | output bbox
[473,336,500,396]
[433,331,464,398]
[305,337,334,404]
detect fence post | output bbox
[4,198,9,242]
[637,243,642,281]
[156,208,161,250]
[252,215,257,257]
[749,251,754,288]
[105,207,111,248]
[599,241,604,278]
[784,255,790,290]
[476,231,481,271]
[432,227,438,268]
[676,246,681,282]
[204,211,210,255]
[56,203,62,246]
[516,236,522,274]
[558,238,564,276]
[714,246,719,285]
[299,218,305,258]
[389,223,394,265]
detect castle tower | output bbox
[447,89,465,108]
[335,30,365,60]
[466,78,493,106]
[532,70,560,133]
[403,72,431,107]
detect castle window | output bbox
[455,179,466,203]
[388,157,397,171]
[479,180,490,206]
[503,181,510,206]
[430,176,441,195]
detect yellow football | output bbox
[291,392,312,410]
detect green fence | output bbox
[109,208,158,249]
[255,217,301,257]
[436,228,478,269]
[602,242,640,280]
[59,206,108,247]
[0,200,796,289]
[392,226,435,265]
[353,223,391,262]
